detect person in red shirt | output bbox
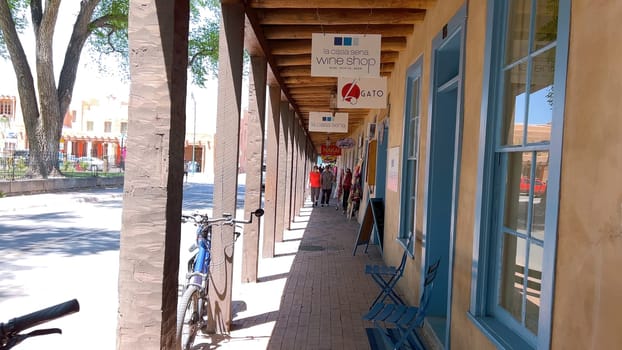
[309,165,321,207]
[341,168,352,213]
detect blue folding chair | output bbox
[363,259,441,350]
[365,235,413,308]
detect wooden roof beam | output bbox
[274,51,399,66]
[248,0,436,9]
[270,38,407,55]
[262,24,414,40]
[256,9,425,25]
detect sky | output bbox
[0,2,224,135]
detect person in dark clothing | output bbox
[341,168,352,213]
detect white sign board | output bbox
[387,146,400,192]
[308,112,349,133]
[337,77,387,109]
[311,33,381,77]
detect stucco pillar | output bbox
[117,2,188,349]
[242,55,267,283]
[275,101,289,243]
[283,108,295,229]
[262,85,281,258]
[209,0,245,333]
[294,127,305,215]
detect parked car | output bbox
[520,177,547,196]
[77,156,104,171]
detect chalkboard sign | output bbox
[353,198,385,255]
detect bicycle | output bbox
[0,299,79,349]
[176,208,264,350]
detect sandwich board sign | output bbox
[311,33,381,77]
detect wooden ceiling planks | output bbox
[242,0,431,154]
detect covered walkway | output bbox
[203,198,385,350]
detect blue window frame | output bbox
[470,1,570,349]
[398,58,423,254]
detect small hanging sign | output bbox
[337,76,387,109]
[308,112,348,133]
[311,33,381,77]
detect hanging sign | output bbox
[336,137,355,149]
[322,155,337,163]
[311,33,381,77]
[308,112,348,133]
[321,144,342,156]
[337,76,387,109]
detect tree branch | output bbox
[0,0,38,121]
[57,0,101,121]
[30,0,42,34]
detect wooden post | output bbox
[117,2,188,349]
[262,85,281,258]
[283,108,294,230]
[209,1,245,333]
[242,55,267,283]
[275,101,289,243]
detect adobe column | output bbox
[283,108,295,230]
[275,101,289,243]
[118,2,188,349]
[262,85,281,258]
[209,0,245,333]
[242,55,267,283]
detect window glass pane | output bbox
[499,233,525,323]
[526,243,542,334]
[504,152,530,234]
[533,0,558,51]
[408,78,420,158]
[505,0,531,65]
[531,151,549,241]
[526,48,555,143]
[408,120,416,157]
[501,63,527,146]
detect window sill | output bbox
[467,313,535,350]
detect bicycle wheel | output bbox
[176,285,202,350]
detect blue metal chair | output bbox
[365,235,413,307]
[363,259,441,349]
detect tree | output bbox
[0,0,219,178]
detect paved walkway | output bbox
[197,198,385,350]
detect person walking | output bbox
[320,165,334,207]
[341,168,352,214]
[309,165,321,207]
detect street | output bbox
[0,174,248,350]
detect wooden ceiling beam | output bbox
[248,0,436,9]
[274,51,399,66]
[288,86,334,94]
[283,76,336,85]
[262,24,414,39]
[256,9,425,25]
[270,39,406,55]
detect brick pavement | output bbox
[197,198,385,350]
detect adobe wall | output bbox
[551,2,622,348]
[0,176,124,196]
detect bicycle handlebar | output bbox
[182,208,264,227]
[0,299,79,339]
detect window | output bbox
[120,122,128,134]
[87,121,94,131]
[470,1,569,349]
[104,121,112,133]
[399,58,423,252]
[0,98,14,116]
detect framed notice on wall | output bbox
[387,146,399,192]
